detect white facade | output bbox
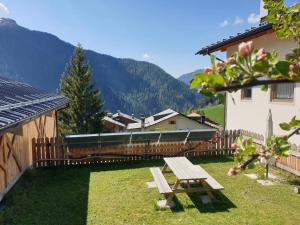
[127,109,212,132]
[225,32,300,145]
[143,114,211,131]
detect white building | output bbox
[196,1,300,145]
[127,109,212,132]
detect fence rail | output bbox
[31,129,300,177]
[32,130,240,167]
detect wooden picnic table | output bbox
[150,157,224,205]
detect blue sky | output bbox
[0,0,291,77]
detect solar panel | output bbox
[64,129,216,148]
[0,76,70,131]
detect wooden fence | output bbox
[31,129,300,177]
[32,130,240,167]
[276,145,300,176]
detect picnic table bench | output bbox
[150,157,223,205]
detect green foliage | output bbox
[191,1,300,101]
[58,44,105,136]
[279,116,300,131]
[233,135,256,163]
[264,0,300,44]
[266,136,291,157]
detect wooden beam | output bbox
[6,135,22,172]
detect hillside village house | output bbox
[102,116,126,133]
[0,77,69,201]
[127,109,213,132]
[196,0,300,145]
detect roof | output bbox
[0,76,70,132]
[127,109,180,130]
[196,22,273,55]
[187,112,201,118]
[102,116,125,127]
[112,112,140,123]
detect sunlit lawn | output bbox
[0,156,300,225]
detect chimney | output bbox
[260,0,268,23]
[107,112,113,118]
[140,114,145,131]
[199,115,206,124]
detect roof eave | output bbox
[196,23,273,56]
[0,100,69,135]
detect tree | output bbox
[191,0,300,178]
[58,44,105,136]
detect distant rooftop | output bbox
[0,76,70,132]
[127,109,179,130]
[187,112,201,118]
[103,116,125,127]
[112,111,140,123]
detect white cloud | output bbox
[142,53,150,59]
[247,13,260,25]
[0,2,9,15]
[234,16,243,25]
[219,20,229,28]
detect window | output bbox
[271,83,294,101]
[241,87,252,99]
[169,120,176,125]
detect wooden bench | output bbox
[195,165,224,190]
[150,167,173,194]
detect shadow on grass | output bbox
[187,191,236,213]
[170,195,185,212]
[0,168,91,225]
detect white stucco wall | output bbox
[146,115,211,131]
[225,32,300,145]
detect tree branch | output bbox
[216,79,295,92]
[287,126,300,139]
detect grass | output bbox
[0,156,300,225]
[201,104,224,126]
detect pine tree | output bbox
[58,44,105,136]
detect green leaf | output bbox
[253,60,270,74]
[261,84,268,91]
[210,55,216,70]
[216,93,225,104]
[190,72,224,90]
[279,122,290,131]
[190,77,202,89]
[275,61,291,77]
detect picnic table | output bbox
[150,157,224,205]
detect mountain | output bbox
[0,18,209,115]
[178,69,203,85]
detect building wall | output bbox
[225,32,300,145]
[0,111,57,201]
[143,115,211,131]
[103,121,125,133]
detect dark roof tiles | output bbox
[0,76,70,132]
[196,22,272,55]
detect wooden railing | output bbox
[32,130,240,167]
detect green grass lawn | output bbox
[1,156,300,225]
[201,104,224,126]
